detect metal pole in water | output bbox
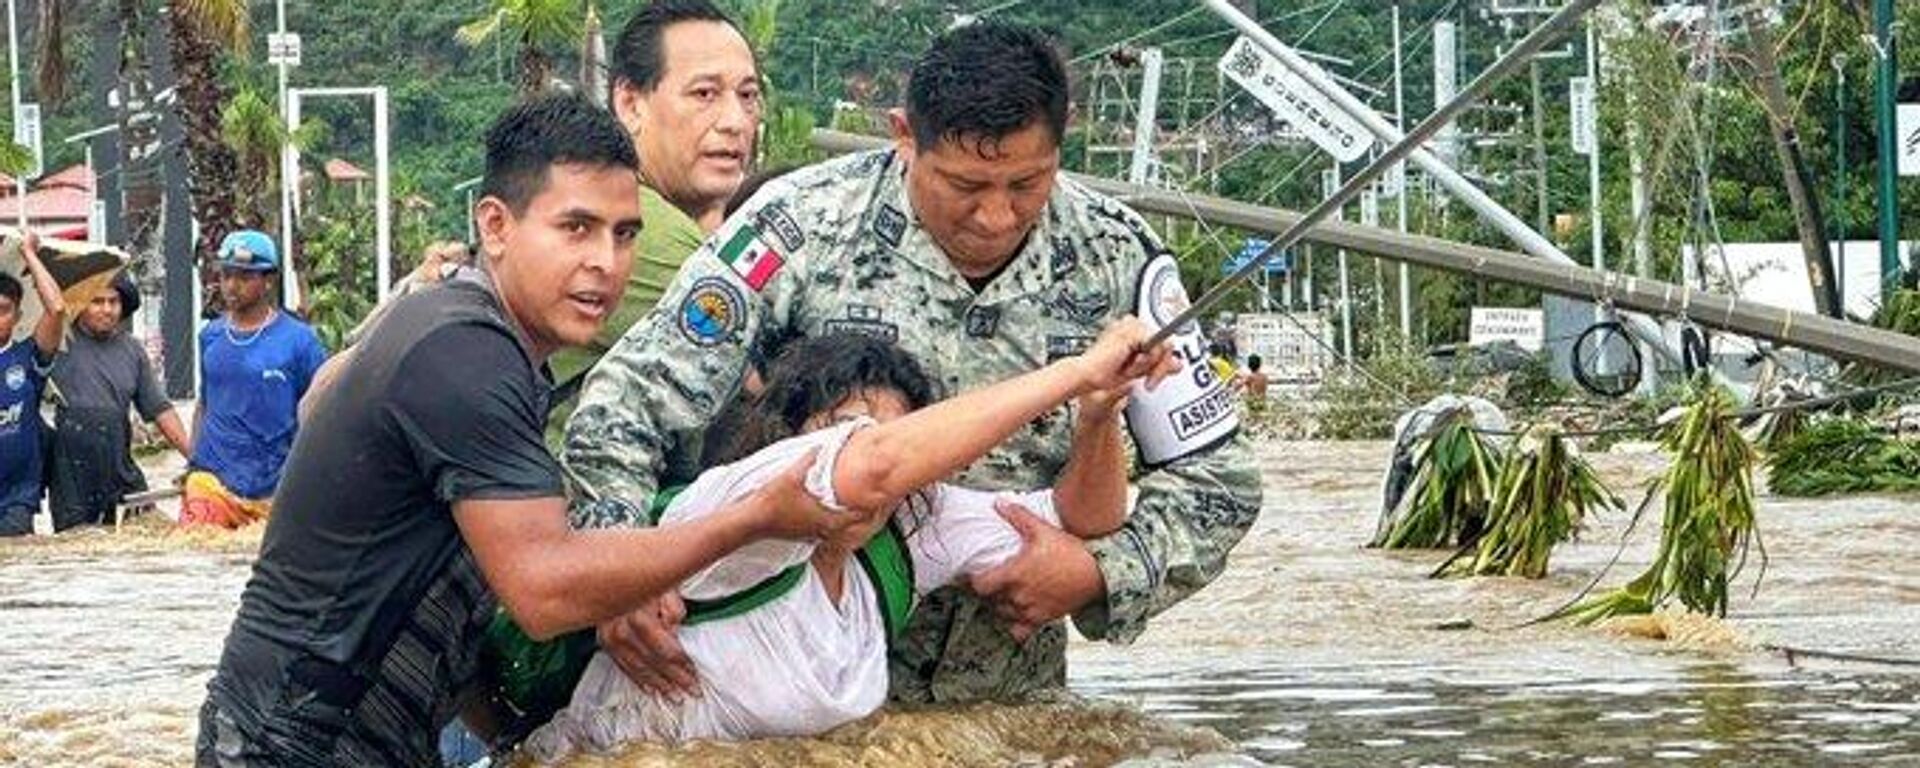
[1158,0,1607,347]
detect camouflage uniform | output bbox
[563,149,1262,703]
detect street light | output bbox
[7,0,26,226]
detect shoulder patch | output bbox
[755,203,806,252]
[715,223,786,292]
[678,277,748,347]
[873,204,908,249]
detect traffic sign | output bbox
[1223,238,1291,276]
[1570,76,1596,156]
[14,103,42,179]
[1900,103,1919,177]
[268,32,302,67]
[1219,36,1373,163]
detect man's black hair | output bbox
[0,272,21,308]
[1247,354,1263,373]
[480,94,640,214]
[907,21,1068,155]
[611,0,745,96]
[715,333,940,465]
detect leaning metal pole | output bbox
[1197,0,1682,367]
[1153,0,1605,346]
[809,129,1920,372]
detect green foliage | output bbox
[1372,409,1504,550]
[1318,344,1446,440]
[300,200,379,351]
[1557,383,1761,624]
[0,140,31,178]
[1441,425,1619,579]
[1767,419,1920,498]
[1843,290,1920,386]
[1502,352,1569,408]
[221,87,329,227]
[761,104,821,169]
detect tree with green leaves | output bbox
[457,0,586,98]
[220,87,327,228]
[167,0,252,268]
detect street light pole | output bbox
[277,0,295,301]
[1834,54,1848,307]
[7,0,25,227]
[1393,0,1411,341]
[1872,0,1901,300]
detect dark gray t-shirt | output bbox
[49,329,170,420]
[205,277,563,765]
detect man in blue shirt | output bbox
[183,230,328,528]
[0,231,65,536]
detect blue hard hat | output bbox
[217,230,280,272]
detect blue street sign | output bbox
[1223,238,1291,276]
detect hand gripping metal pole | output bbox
[1153,0,1606,347]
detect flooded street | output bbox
[1,441,1915,766]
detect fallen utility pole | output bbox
[1200,0,1684,368]
[810,128,1920,374]
[1158,0,1601,347]
[1744,6,1842,318]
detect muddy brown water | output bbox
[1,441,1914,766]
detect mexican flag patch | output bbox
[717,224,785,292]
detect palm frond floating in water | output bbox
[1555,383,1763,624]
[1440,424,1620,579]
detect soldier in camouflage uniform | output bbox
[564,21,1262,703]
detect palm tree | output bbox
[220,87,327,228]
[166,0,251,270]
[458,0,584,98]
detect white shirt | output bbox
[522,420,1077,760]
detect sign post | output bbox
[1898,103,1919,177]
[14,102,41,178]
[1469,307,1546,352]
[1219,36,1373,163]
[1569,76,1595,156]
[267,32,302,67]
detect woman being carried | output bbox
[522,320,1168,758]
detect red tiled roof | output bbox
[324,158,371,182]
[0,184,93,221]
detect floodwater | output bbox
[1,441,1915,766]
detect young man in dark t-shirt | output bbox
[197,95,860,768]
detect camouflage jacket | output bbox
[563,149,1262,703]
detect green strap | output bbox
[645,485,685,524]
[684,562,809,626]
[855,519,916,641]
[683,519,917,641]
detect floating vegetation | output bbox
[1372,409,1503,549]
[1766,419,1920,497]
[1555,385,1763,624]
[1438,425,1620,579]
